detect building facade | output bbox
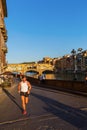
[54,50,87,73]
[0,0,8,74]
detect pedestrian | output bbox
[19,72,23,81]
[38,74,46,84]
[41,74,46,83]
[38,74,43,84]
[42,74,46,80]
[18,76,32,115]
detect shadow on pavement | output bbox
[31,92,87,129]
[2,88,23,112]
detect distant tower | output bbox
[0,0,8,74]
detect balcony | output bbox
[0,16,7,40]
[2,44,8,53]
[4,35,8,42]
[1,28,8,42]
[0,16,5,29]
[1,28,7,35]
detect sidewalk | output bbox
[0,78,19,103]
[0,85,87,130]
[0,114,78,130]
[0,80,87,130]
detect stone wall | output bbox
[26,76,87,93]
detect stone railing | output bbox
[25,76,87,94]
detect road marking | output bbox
[0,117,29,125]
[80,107,87,111]
[37,125,56,130]
[39,116,58,121]
[0,113,55,126]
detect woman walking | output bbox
[18,76,32,115]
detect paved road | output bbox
[0,80,87,130]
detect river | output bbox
[25,72,85,81]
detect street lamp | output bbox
[77,48,83,71]
[71,49,78,80]
[71,49,77,72]
[71,48,83,80]
[71,48,83,72]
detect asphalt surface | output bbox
[0,79,87,130]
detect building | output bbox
[54,50,87,73]
[43,57,53,64]
[76,50,87,71]
[0,0,8,74]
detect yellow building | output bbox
[0,0,8,74]
[54,50,87,73]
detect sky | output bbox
[5,0,87,63]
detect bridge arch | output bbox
[25,70,39,74]
[42,70,54,74]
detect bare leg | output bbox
[21,96,26,111]
[25,97,29,105]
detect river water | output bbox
[25,72,85,81]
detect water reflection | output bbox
[46,73,85,81]
[25,72,85,81]
[25,72,37,76]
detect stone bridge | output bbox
[6,63,54,74]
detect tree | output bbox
[71,49,76,55]
[77,48,83,53]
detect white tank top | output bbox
[20,81,28,92]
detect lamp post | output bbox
[71,48,83,80]
[71,49,77,80]
[71,49,77,72]
[71,48,83,72]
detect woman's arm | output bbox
[27,81,32,93]
[18,83,21,93]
